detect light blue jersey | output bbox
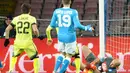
[50,7,91,43]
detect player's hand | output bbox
[91,27,94,31]
[85,25,93,32]
[86,63,91,69]
[47,39,53,45]
[4,39,10,47]
[90,62,97,70]
[86,63,96,70]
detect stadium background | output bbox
[0,0,130,73]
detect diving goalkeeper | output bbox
[72,45,121,73]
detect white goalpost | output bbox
[99,0,105,60]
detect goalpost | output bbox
[99,0,106,61]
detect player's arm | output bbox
[73,10,93,31]
[32,23,39,37]
[46,10,57,40]
[73,45,80,73]
[4,18,15,47]
[46,25,53,41]
[31,17,44,40]
[5,25,13,39]
[46,10,57,45]
[4,24,13,47]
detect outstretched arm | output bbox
[73,10,94,31]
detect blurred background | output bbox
[0,0,130,73]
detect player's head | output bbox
[21,3,31,14]
[62,0,71,6]
[110,59,120,68]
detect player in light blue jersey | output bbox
[46,0,94,73]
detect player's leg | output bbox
[82,45,101,73]
[25,43,40,73]
[82,45,96,63]
[59,41,77,73]
[33,56,39,73]
[0,60,3,71]
[53,53,65,73]
[53,41,65,73]
[59,54,71,73]
[75,57,80,73]
[9,57,17,72]
[9,45,23,72]
[0,60,3,68]
[73,45,80,73]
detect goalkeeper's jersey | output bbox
[97,57,117,73]
[11,14,37,48]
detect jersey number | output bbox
[17,21,30,34]
[58,14,71,27]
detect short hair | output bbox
[6,15,13,20]
[21,3,31,14]
[62,0,71,5]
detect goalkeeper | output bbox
[4,3,43,73]
[72,45,121,73]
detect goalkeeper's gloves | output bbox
[86,63,97,70]
[4,39,10,47]
[85,24,93,32]
[38,34,46,40]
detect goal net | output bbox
[105,0,130,72]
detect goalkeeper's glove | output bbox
[86,63,96,70]
[38,34,46,40]
[4,39,10,47]
[85,24,93,32]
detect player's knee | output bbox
[66,54,73,58]
[82,45,89,51]
[13,54,21,57]
[86,53,96,63]
[30,52,39,60]
[31,55,39,60]
[73,54,80,58]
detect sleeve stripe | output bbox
[32,23,37,25]
[10,23,15,28]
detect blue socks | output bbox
[0,61,3,68]
[59,57,71,73]
[54,54,64,72]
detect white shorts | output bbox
[58,41,76,55]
